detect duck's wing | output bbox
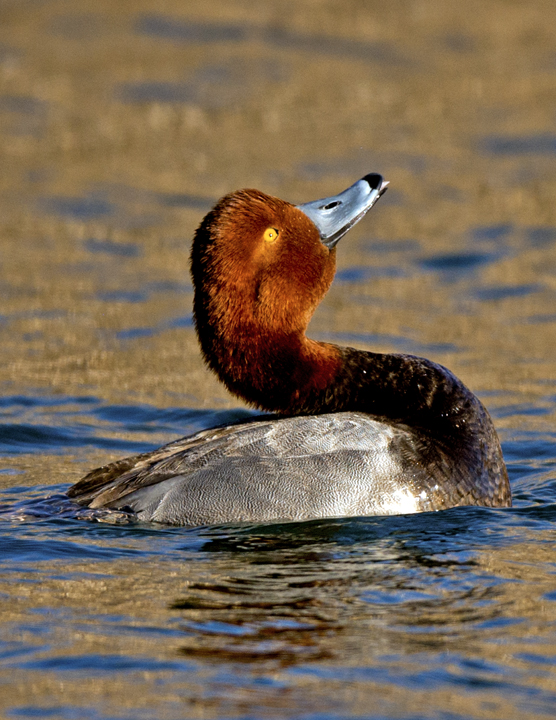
[68,413,432,523]
[67,418,279,508]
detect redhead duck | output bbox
[68,174,511,524]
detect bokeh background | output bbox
[1,1,556,719]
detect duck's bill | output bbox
[296,173,389,249]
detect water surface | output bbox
[1,1,556,718]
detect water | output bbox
[1,1,556,718]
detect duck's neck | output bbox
[199,324,341,414]
[199,322,479,433]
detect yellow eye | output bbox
[263,227,280,243]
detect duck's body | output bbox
[68,174,510,524]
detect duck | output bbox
[67,173,511,525]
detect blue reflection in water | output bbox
[118,61,287,108]
[135,14,247,43]
[474,284,543,302]
[84,239,141,257]
[0,94,48,136]
[115,313,193,340]
[39,195,114,220]
[135,13,409,65]
[420,251,498,273]
[472,224,513,242]
[482,134,556,155]
[335,266,406,283]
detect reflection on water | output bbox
[482,134,556,156]
[2,0,556,718]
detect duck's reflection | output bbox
[170,508,511,667]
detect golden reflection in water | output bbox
[1,526,556,718]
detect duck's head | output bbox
[191,173,388,411]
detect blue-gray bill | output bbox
[296,173,388,249]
